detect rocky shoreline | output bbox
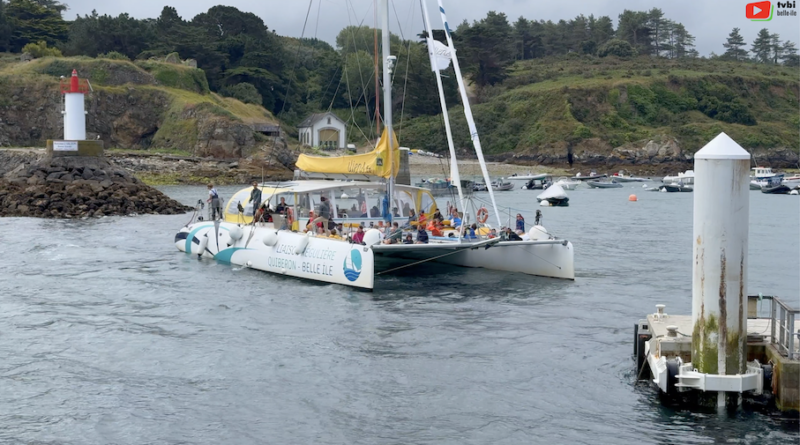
[1,154,192,218]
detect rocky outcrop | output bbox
[1,155,191,218]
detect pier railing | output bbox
[772,296,799,360]
[749,295,799,360]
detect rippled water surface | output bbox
[1,183,798,444]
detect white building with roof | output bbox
[298,112,347,150]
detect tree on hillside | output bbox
[617,10,652,55]
[64,10,156,59]
[6,0,67,52]
[647,8,668,57]
[31,0,66,13]
[769,33,782,64]
[512,16,532,60]
[780,40,799,66]
[588,15,614,51]
[751,28,772,63]
[672,23,696,58]
[454,11,514,87]
[722,27,748,61]
[598,39,636,58]
[0,0,12,52]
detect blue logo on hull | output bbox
[343,249,362,282]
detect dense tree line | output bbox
[0,1,795,130]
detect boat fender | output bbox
[476,207,489,223]
[197,233,209,255]
[529,225,550,241]
[539,200,550,206]
[262,230,279,247]
[790,190,799,195]
[363,228,382,246]
[228,225,243,241]
[295,232,311,255]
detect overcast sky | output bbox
[64,0,799,56]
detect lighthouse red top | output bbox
[60,69,89,94]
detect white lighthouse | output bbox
[62,69,87,140]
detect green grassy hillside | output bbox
[0,56,278,155]
[398,56,799,158]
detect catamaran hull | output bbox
[373,240,575,280]
[175,222,376,289]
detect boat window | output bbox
[395,190,413,216]
[226,189,251,216]
[419,191,436,215]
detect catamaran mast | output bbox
[436,0,502,227]
[420,0,465,222]
[380,0,394,218]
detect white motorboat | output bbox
[572,170,607,181]
[491,178,515,191]
[749,167,785,190]
[662,170,695,185]
[537,184,569,206]
[507,172,550,182]
[554,177,580,190]
[782,175,800,189]
[611,170,647,182]
[172,0,575,290]
[587,179,623,188]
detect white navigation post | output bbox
[380,0,394,221]
[63,69,86,140]
[420,0,465,223]
[435,0,502,227]
[691,132,751,408]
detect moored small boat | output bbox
[761,184,791,194]
[572,170,607,181]
[536,184,569,206]
[660,183,693,192]
[611,170,647,182]
[554,177,580,190]
[490,179,515,191]
[587,179,623,189]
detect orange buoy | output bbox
[629,194,638,202]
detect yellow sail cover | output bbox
[296,128,400,178]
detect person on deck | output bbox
[415,226,429,244]
[276,197,288,213]
[407,209,417,224]
[418,211,427,226]
[207,184,222,220]
[464,224,478,240]
[403,233,414,244]
[506,227,523,241]
[516,214,525,233]
[427,219,444,237]
[351,225,365,244]
[382,222,402,244]
[451,212,462,229]
[250,181,262,212]
[489,228,498,239]
[312,197,331,235]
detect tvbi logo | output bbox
[747,1,796,20]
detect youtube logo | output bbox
[746,1,772,19]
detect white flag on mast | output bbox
[427,38,453,72]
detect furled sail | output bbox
[295,127,400,178]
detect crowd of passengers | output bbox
[245,182,529,245]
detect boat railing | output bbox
[747,295,800,360]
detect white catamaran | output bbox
[173,0,575,290]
